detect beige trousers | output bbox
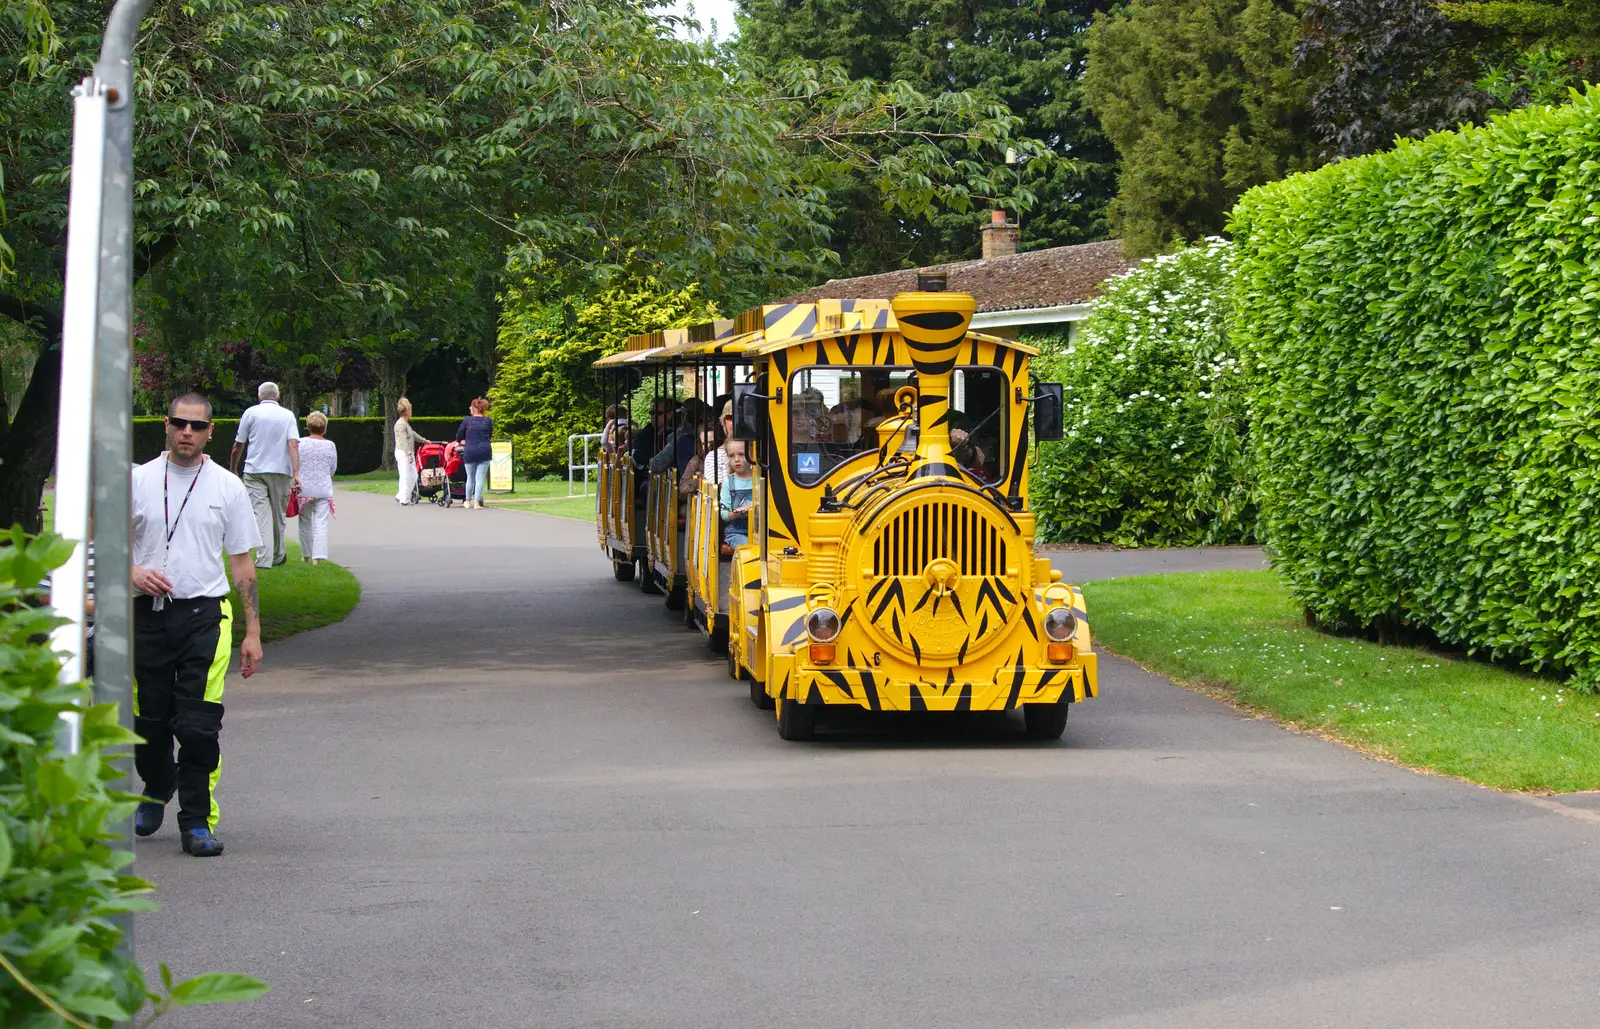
[244,472,291,567]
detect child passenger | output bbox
[720,444,754,548]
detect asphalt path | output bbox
[138,491,1600,1028]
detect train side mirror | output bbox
[1033,382,1065,442]
[732,383,765,442]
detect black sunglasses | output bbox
[167,416,212,431]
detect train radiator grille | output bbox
[872,503,1007,577]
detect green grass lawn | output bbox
[1082,570,1600,793]
[38,491,359,645]
[228,542,360,645]
[336,474,595,519]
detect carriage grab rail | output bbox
[568,432,603,497]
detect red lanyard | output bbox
[164,457,203,544]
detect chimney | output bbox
[981,209,1019,260]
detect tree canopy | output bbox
[0,0,1039,527]
[1299,0,1490,160]
[736,0,1119,273]
[1082,0,1314,257]
[489,277,715,473]
[1439,1,1600,63]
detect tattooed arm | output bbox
[227,552,264,677]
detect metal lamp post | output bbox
[51,0,160,961]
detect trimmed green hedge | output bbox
[1030,238,1256,546]
[1231,89,1600,690]
[132,417,468,473]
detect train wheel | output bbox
[640,565,662,595]
[749,675,772,709]
[727,648,741,680]
[708,620,728,656]
[684,598,699,630]
[1022,702,1069,740]
[612,559,635,583]
[664,578,686,611]
[777,696,816,741]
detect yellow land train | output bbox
[592,282,1097,740]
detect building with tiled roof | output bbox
[780,215,1138,341]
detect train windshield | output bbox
[788,366,1008,486]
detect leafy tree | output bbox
[1299,0,1491,159]
[1438,1,1600,64]
[1082,0,1315,256]
[736,0,1120,274]
[1477,42,1591,104]
[489,278,716,473]
[0,0,1035,528]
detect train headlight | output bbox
[806,607,842,643]
[1043,606,1078,642]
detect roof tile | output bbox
[779,239,1137,313]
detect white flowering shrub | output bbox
[1031,238,1255,545]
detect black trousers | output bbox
[133,595,231,833]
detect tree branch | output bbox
[135,233,180,279]
[0,292,64,342]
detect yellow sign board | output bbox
[489,439,515,493]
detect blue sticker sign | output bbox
[796,452,821,477]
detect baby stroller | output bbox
[413,441,467,507]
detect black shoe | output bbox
[181,827,224,857]
[134,801,165,837]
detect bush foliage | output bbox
[1031,238,1255,546]
[0,530,267,1025]
[489,279,716,474]
[1230,88,1600,689]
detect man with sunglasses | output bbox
[130,393,264,857]
[230,381,300,569]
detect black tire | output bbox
[613,559,635,582]
[640,564,662,595]
[1023,702,1070,740]
[749,675,773,709]
[684,597,700,630]
[777,696,816,740]
[664,578,686,611]
[708,619,728,656]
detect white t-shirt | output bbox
[235,400,300,475]
[132,456,262,599]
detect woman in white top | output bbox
[296,411,338,563]
[392,397,430,504]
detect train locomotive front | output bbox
[721,287,1099,740]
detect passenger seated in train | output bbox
[950,427,995,481]
[720,445,754,553]
[649,398,710,479]
[679,424,720,495]
[791,387,831,445]
[705,399,733,486]
[632,397,677,500]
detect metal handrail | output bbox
[567,432,603,497]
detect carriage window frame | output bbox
[786,365,1009,487]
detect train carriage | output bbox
[593,279,1098,740]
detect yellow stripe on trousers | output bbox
[204,599,232,830]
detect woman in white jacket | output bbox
[393,397,430,504]
[297,412,338,560]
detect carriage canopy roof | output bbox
[591,296,1037,369]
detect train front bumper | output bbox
[789,652,1097,711]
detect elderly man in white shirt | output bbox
[230,381,301,569]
